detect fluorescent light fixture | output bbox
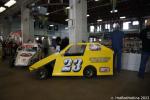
[132,21,139,25]
[114,9,118,13]
[90,25,95,33]
[31,3,35,6]
[97,19,102,22]
[46,12,50,15]
[42,37,45,40]
[87,14,90,17]
[0,7,6,13]
[110,9,118,13]
[36,37,39,41]
[120,16,126,19]
[99,39,102,42]
[4,0,16,7]
[123,21,131,30]
[65,6,70,10]
[113,23,118,28]
[65,27,69,30]
[52,36,57,39]
[38,6,41,9]
[95,0,99,1]
[49,24,54,27]
[65,19,70,21]
[145,20,147,24]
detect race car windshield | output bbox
[26,47,37,52]
[18,46,37,52]
[64,45,86,56]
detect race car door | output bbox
[52,44,87,76]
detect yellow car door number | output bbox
[61,58,83,72]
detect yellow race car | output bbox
[29,43,114,79]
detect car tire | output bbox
[36,68,48,80]
[83,66,97,78]
[9,58,15,68]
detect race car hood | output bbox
[15,51,36,66]
[29,53,59,71]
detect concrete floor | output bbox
[0,61,150,100]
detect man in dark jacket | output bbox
[138,19,150,78]
[111,24,124,73]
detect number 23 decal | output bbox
[61,58,83,72]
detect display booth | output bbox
[122,53,150,72]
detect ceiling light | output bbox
[49,24,54,27]
[65,27,69,30]
[95,0,99,1]
[42,37,44,40]
[114,9,118,13]
[36,37,39,41]
[97,19,102,22]
[31,3,35,6]
[65,19,70,21]
[4,0,16,7]
[120,16,126,19]
[87,14,90,17]
[0,7,6,13]
[145,20,147,24]
[46,12,50,15]
[132,21,139,25]
[52,36,57,39]
[65,6,70,10]
[37,6,41,9]
[110,9,118,13]
[99,39,102,42]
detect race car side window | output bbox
[64,45,86,56]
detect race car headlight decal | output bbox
[20,53,32,57]
[100,67,110,72]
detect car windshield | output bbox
[64,44,86,56]
[18,46,37,52]
[25,47,37,52]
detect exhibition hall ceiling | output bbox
[0,0,150,24]
[30,0,150,24]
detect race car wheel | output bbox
[9,58,15,68]
[83,66,97,78]
[36,68,48,80]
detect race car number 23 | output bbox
[61,58,83,72]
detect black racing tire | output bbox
[36,68,48,80]
[9,58,15,68]
[83,66,97,78]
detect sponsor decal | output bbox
[62,58,83,72]
[89,44,100,51]
[89,57,110,63]
[100,67,110,72]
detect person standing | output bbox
[138,19,150,78]
[42,37,49,57]
[55,37,61,52]
[60,37,69,50]
[111,24,124,73]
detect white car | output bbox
[10,43,42,67]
